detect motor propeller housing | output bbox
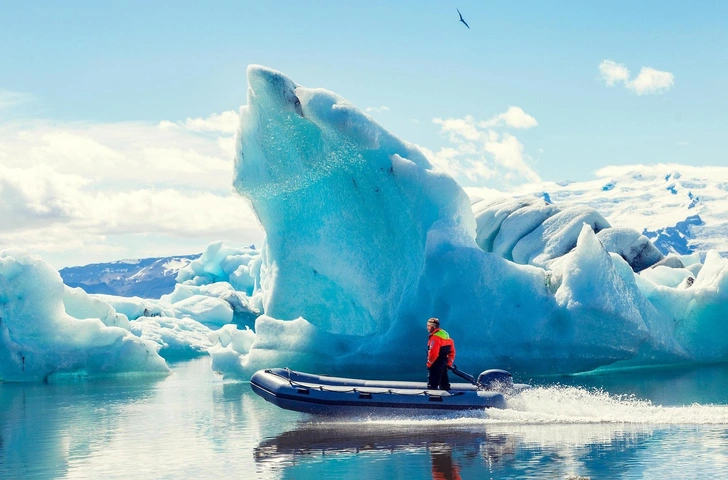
[477,369,514,391]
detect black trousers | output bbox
[427,356,450,390]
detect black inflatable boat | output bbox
[250,367,528,415]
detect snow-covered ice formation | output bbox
[0,242,262,380]
[472,197,665,272]
[0,251,169,382]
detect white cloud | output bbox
[426,113,540,186]
[1,120,233,190]
[0,114,264,268]
[365,106,390,114]
[599,60,674,95]
[433,116,481,141]
[599,60,630,86]
[0,163,256,235]
[159,110,240,134]
[480,106,538,129]
[0,164,89,231]
[627,67,675,95]
[419,144,498,182]
[484,132,540,183]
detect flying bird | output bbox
[457,8,470,29]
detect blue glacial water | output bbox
[2,358,728,479]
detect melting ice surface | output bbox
[2,65,728,383]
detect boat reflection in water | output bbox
[255,421,524,479]
[253,419,689,479]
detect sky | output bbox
[1,1,727,268]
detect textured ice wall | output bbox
[234,65,474,338]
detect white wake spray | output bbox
[494,385,728,425]
[325,386,728,427]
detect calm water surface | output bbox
[2,358,728,479]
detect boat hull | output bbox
[250,368,509,415]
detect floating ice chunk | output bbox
[162,281,259,328]
[678,252,702,267]
[63,286,130,330]
[0,251,169,382]
[164,281,238,303]
[176,241,259,292]
[692,250,728,289]
[210,324,256,354]
[493,200,558,261]
[473,198,614,268]
[208,324,257,380]
[229,262,256,294]
[640,266,694,288]
[684,262,703,277]
[473,197,536,252]
[550,225,649,356]
[513,206,610,266]
[603,252,687,364]
[90,294,171,320]
[596,228,664,272]
[172,295,233,328]
[229,315,367,377]
[652,254,686,269]
[130,316,214,360]
[674,250,728,360]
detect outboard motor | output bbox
[477,369,514,392]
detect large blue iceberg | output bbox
[217,65,728,377]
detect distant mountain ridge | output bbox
[60,254,200,298]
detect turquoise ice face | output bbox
[233,65,474,339]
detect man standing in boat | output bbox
[426,317,455,390]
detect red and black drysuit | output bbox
[427,328,456,390]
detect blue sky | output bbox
[2,1,727,266]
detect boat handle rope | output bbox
[265,369,465,397]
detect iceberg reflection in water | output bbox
[255,421,728,479]
[2,358,728,479]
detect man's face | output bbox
[427,323,436,333]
